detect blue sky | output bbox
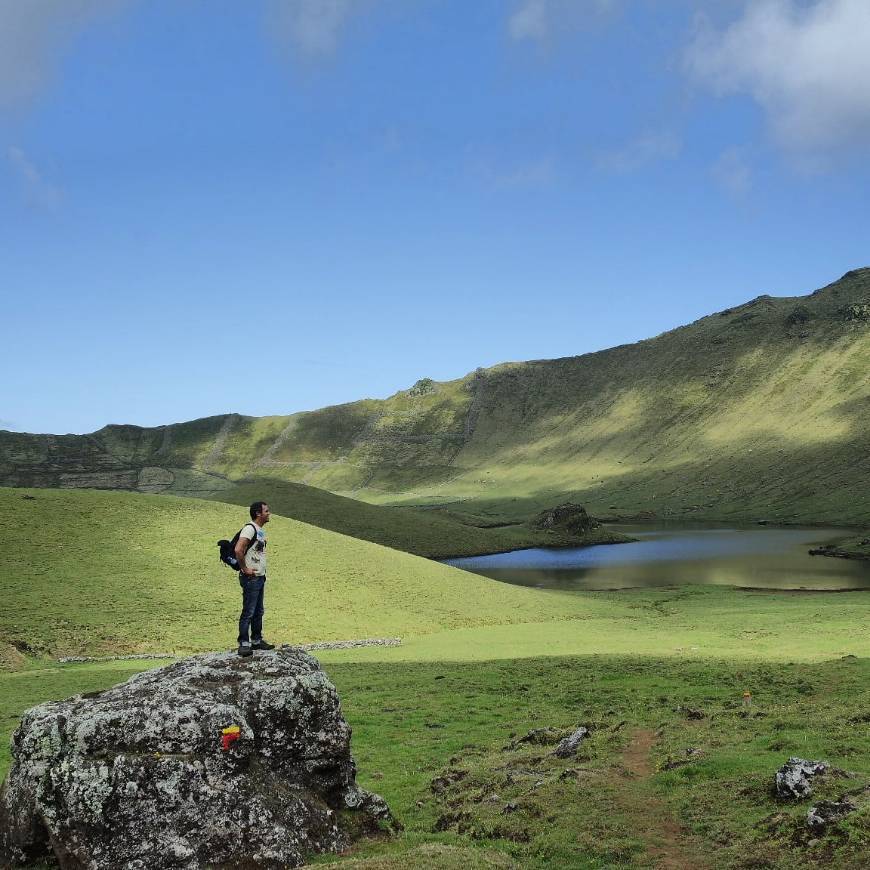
[2,0,868,435]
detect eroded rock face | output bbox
[0,649,392,869]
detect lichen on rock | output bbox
[0,649,394,868]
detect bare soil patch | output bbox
[613,728,711,870]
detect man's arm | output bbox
[235,525,255,575]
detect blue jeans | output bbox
[238,575,266,644]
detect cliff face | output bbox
[3,269,869,523]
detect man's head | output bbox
[250,501,271,524]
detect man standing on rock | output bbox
[235,501,276,657]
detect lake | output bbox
[445,525,870,591]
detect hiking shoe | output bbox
[251,640,276,651]
[238,644,253,657]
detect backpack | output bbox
[217,522,257,570]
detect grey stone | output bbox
[775,757,828,800]
[504,727,561,750]
[553,727,589,759]
[806,798,856,831]
[0,649,393,868]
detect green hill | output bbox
[2,488,869,867]
[206,478,624,558]
[2,487,867,666]
[0,487,629,661]
[2,268,869,525]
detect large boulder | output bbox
[530,502,597,536]
[0,649,393,868]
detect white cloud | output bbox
[267,0,363,58]
[0,0,126,105]
[7,146,62,210]
[508,0,616,44]
[509,0,548,42]
[685,0,870,157]
[596,131,682,172]
[712,147,753,198]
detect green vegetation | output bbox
[207,479,625,559]
[1,488,868,866]
[3,488,866,664]
[810,534,870,562]
[2,269,869,531]
[838,536,870,559]
[1,656,867,868]
[0,488,636,659]
[324,655,870,869]
[3,265,869,865]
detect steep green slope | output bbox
[2,269,869,524]
[206,478,626,558]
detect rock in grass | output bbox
[553,727,589,759]
[775,757,829,800]
[0,649,393,869]
[806,798,856,831]
[530,503,597,536]
[504,727,561,750]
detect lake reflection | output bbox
[445,526,870,591]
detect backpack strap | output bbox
[240,522,258,551]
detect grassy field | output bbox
[0,487,868,866]
[0,487,638,659]
[206,478,626,559]
[319,655,870,869]
[1,655,867,868]
[3,488,866,663]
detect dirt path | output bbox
[614,728,711,870]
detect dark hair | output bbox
[250,501,268,520]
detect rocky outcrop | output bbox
[806,798,856,831]
[530,503,597,536]
[775,757,828,800]
[808,537,870,561]
[842,302,870,322]
[0,649,393,868]
[552,727,589,759]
